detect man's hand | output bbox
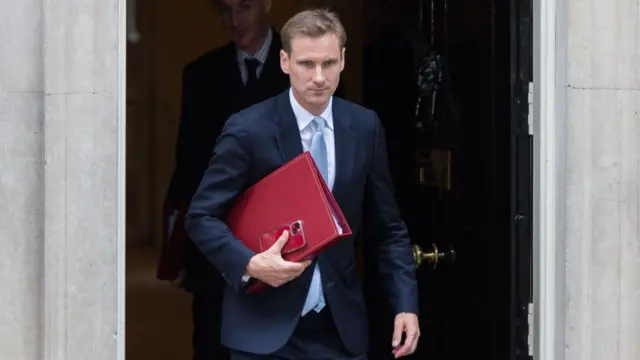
[245,230,312,287]
[391,312,420,358]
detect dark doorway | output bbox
[124,0,533,358]
[361,0,533,359]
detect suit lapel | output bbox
[274,92,304,163]
[331,99,356,199]
[224,45,244,94]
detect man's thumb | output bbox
[269,230,289,253]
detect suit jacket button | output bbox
[326,282,334,289]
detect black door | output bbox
[362,0,533,359]
[509,0,533,358]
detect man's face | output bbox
[280,34,345,112]
[217,0,271,52]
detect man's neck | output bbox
[292,89,329,117]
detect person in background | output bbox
[185,8,420,360]
[163,1,288,359]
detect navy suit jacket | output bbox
[185,90,419,355]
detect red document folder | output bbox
[227,151,352,293]
[156,203,188,282]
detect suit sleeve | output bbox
[365,113,419,315]
[184,113,256,292]
[166,64,199,202]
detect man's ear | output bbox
[340,47,346,72]
[263,0,272,13]
[280,49,290,74]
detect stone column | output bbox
[0,0,44,358]
[0,0,125,358]
[562,0,640,359]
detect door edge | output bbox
[532,0,567,359]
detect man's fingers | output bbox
[268,230,289,253]
[393,332,418,358]
[270,279,287,288]
[267,260,309,286]
[391,321,404,348]
[402,332,418,352]
[409,336,419,354]
[281,260,311,277]
[289,260,312,278]
[264,259,314,288]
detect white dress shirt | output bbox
[289,89,336,189]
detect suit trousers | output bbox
[229,306,367,360]
[192,292,229,360]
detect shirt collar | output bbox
[288,88,333,131]
[236,27,273,64]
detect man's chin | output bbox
[232,34,251,49]
[306,96,330,108]
[307,94,325,101]
[308,90,329,98]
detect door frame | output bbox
[117,0,127,358]
[113,0,564,359]
[532,0,565,359]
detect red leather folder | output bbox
[227,151,352,293]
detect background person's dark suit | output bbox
[165,31,289,360]
[184,90,419,358]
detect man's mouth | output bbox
[232,30,246,37]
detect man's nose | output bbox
[313,66,326,84]
[230,13,241,27]
[226,8,246,28]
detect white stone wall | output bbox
[0,0,44,358]
[563,0,640,359]
[0,0,124,359]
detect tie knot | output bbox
[313,117,325,133]
[244,58,260,70]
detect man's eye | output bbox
[323,61,337,68]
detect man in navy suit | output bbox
[185,8,420,360]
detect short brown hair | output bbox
[280,8,347,54]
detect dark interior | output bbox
[123,0,527,357]
[360,0,516,359]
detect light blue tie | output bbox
[301,117,328,316]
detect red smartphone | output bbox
[258,220,307,255]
